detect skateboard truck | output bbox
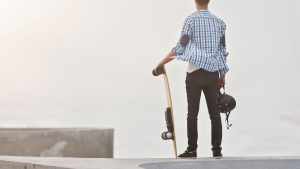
[161,107,174,140]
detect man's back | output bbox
[189,10,225,53]
[173,9,229,76]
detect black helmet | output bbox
[218,89,236,129]
[218,93,236,113]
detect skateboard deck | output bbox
[153,66,178,158]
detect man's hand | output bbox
[152,64,165,76]
[219,76,225,88]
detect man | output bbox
[153,0,229,158]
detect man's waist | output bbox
[187,68,219,75]
[187,63,219,74]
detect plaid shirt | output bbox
[172,9,229,77]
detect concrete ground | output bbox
[0,156,300,169]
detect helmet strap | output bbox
[225,111,232,130]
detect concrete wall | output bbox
[0,128,113,158]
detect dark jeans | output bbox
[185,69,222,152]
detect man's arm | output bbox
[218,23,229,88]
[153,17,193,73]
[152,50,176,76]
[156,50,176,68]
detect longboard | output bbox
[153,66,178,158]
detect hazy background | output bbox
[0,0,299,158]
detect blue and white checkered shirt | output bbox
[172,9,229,77]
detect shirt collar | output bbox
[197,8,210,13]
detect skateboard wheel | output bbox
[161,131,173,140]
[161,132,168,140]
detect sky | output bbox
[0,0,300,158]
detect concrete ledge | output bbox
[0,156,300,169]
[0,128,114,158]
[0,160,67,169]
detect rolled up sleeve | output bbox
[220,23,229,58]
[218,22,229,77]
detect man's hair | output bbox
[195,0,210,5]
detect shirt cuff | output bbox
[218,68,229,77]
[172,45,184,56]
[224,52,229,57]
